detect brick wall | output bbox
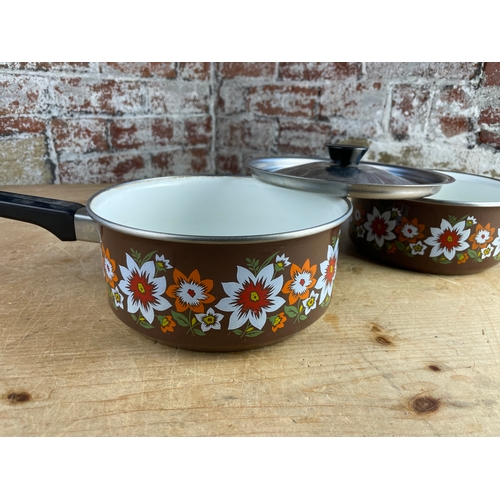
[1,62,500,184]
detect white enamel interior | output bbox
[88,176,351,238]
[425,171,500,204]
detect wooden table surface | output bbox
[1,184,500,437]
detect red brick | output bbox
[110,118,150,149]
[247,84,318,118]
[0,117,46,135]
[478,130,500,148]
[151,118,175,146]
[329,119,378,140]
[216,116,276,149]
[148,81,210,114]
[438,116,471,138]
[0,62,92,72]
[53,78,144,115]
[0,75,49,115]
[484,63,500,86]
[277,121,332,156]
[479,107,500,126]
[218,63,276,79]
[217,82,247,113]
[178,62,211,80]
[151,148,210,175]
[215,153,242,174]
[368,62,480,80]
[438,85,471,109]
[52,118,108,154]
[320,81,386,121]
[390,84,431,139]
[110,117,180,149]
[185,116,212,145]
[100,62,176,78]
[280,62,360,81]
[58,155,145,183]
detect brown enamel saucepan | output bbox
[247,144,500,276]
[0,175,353,352]
[0,145,467,351]
[348,171,500,275]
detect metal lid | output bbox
[246,144,455,199]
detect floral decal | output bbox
[167,269,215,314]
[269,312,287,333]
[216,264,285,336]
[101,245,119,289]
[396,217,425,243]
[351,203,500,266]
[469,223,495,250]
[159,315,176,333]
[315,241,339,306]
[100,240,340,343]
[282,259,317,305]
[363,207,396,247]
[424,219,471,261]
[195,308,224,333]
[118,252,171,326]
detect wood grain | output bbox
[1,185,499,436]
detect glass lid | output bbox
[246,144,455,199]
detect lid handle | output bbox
[327,144,368,167]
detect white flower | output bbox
[466,216,477,226]
[216,264,285,331]
[315,243,338,305]
[481,244,494,259]
[363,207,396,247]
[493,230,500,257]
[155,254,172,271]
[103,257,115,281]
[276,254,291,269]
[401,223,420,240]
[409,241,427,256]
[303,290,319,315]
[392,207,402,217]
[195,308,224,332]
[474,229,493,247]
[118,253,171,324]
[354,209,362,222]
[356,225,366,238]
[112,288,125,309]
[424,219,470,261]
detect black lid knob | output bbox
[327,144,368,167]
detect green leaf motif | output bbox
[130,248,142,264]
[171,310,190,328]
[285,305,299,318]
[395,240,406,252]
[468,249,478,259]
[245,330,264,338]
[140,321,155,329]
[193,328,206,336]
[140,250,157,267]
[299,315,307,321]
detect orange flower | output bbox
[395,217,425,243]
[271,312,287,332]
[282,259,317,305]
[457,253,469,265]
[160,315,176,333]
[386,242,397,253]
[101,245,118,288]
[167,269,215,313]
[469,222,495,249]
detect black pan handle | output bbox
[0,190,88,241]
